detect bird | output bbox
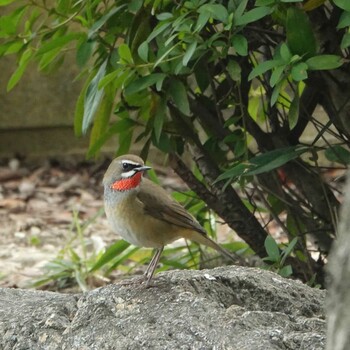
[103,154,235,286]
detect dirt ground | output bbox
[0,158,108,288]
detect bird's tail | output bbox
[182,230,237,263]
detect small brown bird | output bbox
[103,154,235,286]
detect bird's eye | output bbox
[122,162,134,172]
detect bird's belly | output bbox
[105,204,181,248]
[107,215,144,246]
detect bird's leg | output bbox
[144,247,162,276]
[117,247,164,287]
[145,246,164,287]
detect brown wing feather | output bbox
[137,178,206,235]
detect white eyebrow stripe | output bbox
[121,170,137,178]
[121,160,141,166]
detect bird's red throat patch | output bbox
[111,172,142,191]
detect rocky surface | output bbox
[0,266,325,350]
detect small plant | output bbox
[28,234,41,246]
[32,210,112,291]
[306,274,322,289]
[262,236,298,278]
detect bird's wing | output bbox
[137,178,206,235]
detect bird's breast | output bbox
[104,195,182,248]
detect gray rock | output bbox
[0,266,325,350]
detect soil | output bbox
[0,158,108,289]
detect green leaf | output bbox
[25,8,41,32]
[0,6,27,37]
[288,90,299,130]
[248,59,278,80]
[160,257,191,270]
[57,0,72,15]
[168,79,190,116]
[98,68,122,89]
[87,118,136,156]
[255,0,275,5]
[235,6,272,26]
[118,43,134,64]
[324,145,350,164]
[248,147,307,176]
[198,4,228,23]
[7,48,33,91]
[0,0,16,5]
[194,58,210,92]
[88,4,127,38]
[195,11,210,31]
[341,33,350,50]
[74,270,88,292]
[183,41,197,66]
[156,12,173,20]
[38,48,62,71]
[147,22,171,42]
[36,33,81,55]
[281,0,303,2]
[232,35,248,56]
[235,0,249,18]
[280,43,292,62]
[164,35,177,48]
[82,60,107,134]
[278,265,293,277]
[337,11,350,29]
[90,240,130,272]
[271,80,283,106]
[216,146,308,181]
[306,55,343,70]
[270,65,285,87]
[154,97,166,143]
[117,129,133,155]
[74,73,95,137]
[138,41,149,62]
[76,40,94,67]
[107,246,140,274]
[334,0,350,11]
[124,73,166,95]
[88,87,114,157]
[128,0,143,12]
[264,236,280,262]
[291,62,308,81]
[2,40,23,55]
[227,60,241,81]
[139,137,151,162]
[218,162,249,182]
[128,2,151,57]
[286,7,317,59]
[154,43,179,68]
[281,237,298,265]
[152,132,172,152]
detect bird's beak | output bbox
[134,165,152,172]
